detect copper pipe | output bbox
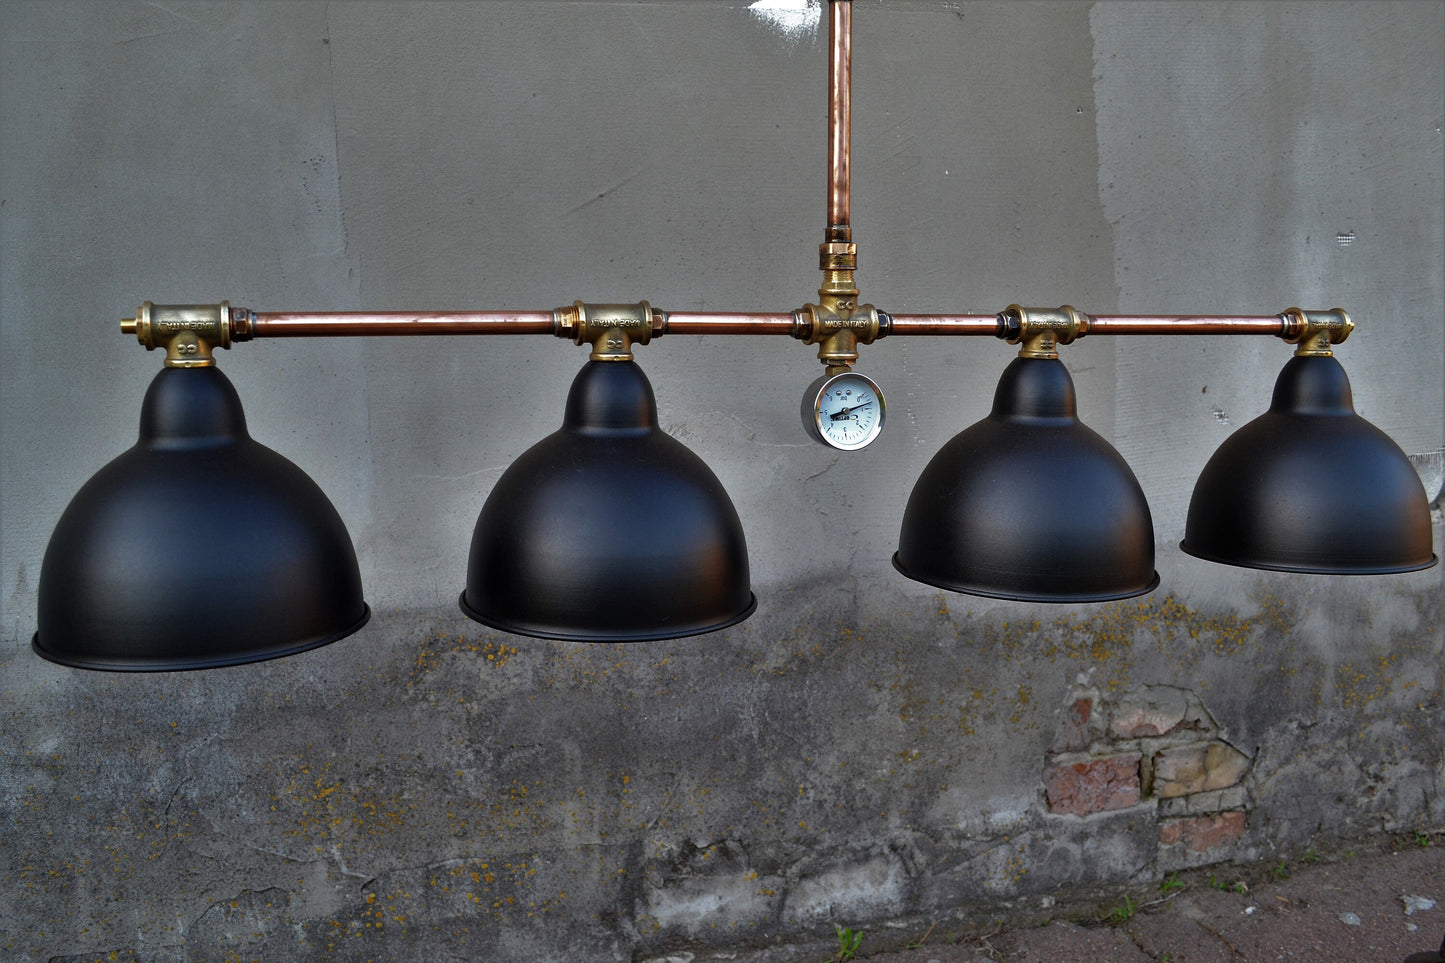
[884,314,1003,336]
[242,310,1291,340]
[661,312,799,336]
[248,310,557,337]
[826,0,851,240]
[882,313,1289,338]
[244,309,804,339]
[1086,315,1286,336]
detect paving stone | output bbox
[996,919,1152,961]
[1127,911,1233,963]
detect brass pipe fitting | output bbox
[120,301,232,368]
[819,240,857,274]
[801,300,879,371]
[1004,304,1091,359]
[555,301,657,361]
[1281,307,1352,357]
[229,305,257,341]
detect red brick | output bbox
[1043,754,1141,815]
[1158,811,1247,852]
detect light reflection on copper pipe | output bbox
[827,0,851,239]
[661,312,799,336]
[1087,315,1285,336]
[245,311,1292,340]
[250,311,557,337]
[246,310,805,339]
[882,314,1289,338]
[885,314,1003,336]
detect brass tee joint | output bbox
[804,238,875,372]
[1004,304,1091,359]
[800,300,879,373]
[555,301,658,362]
[1281,307,1352,357]
[120,301,232,368]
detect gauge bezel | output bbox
[801,370,887,451]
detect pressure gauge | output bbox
[801,370,886,450]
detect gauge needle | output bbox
[829,400,873,421]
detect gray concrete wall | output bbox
[1,2,1440,960]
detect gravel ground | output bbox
[858,842,1445,963]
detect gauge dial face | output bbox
[802,371,886,451]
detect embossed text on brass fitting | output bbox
[1281,307,1352,357]
[800,301,879,369]
[1004,304,1092,359]
[121,302,232,368]
[556,301,656,361]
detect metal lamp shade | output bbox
[461,360,755,641]
[895,357,1158,602]
[33,367,369,670]
[1183,355,1436,573]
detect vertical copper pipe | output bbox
[827,0,852,241]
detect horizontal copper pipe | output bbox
[885,314,1004,336]
[661,312,799,335]
[883,313,1288,338]
[242,310,1291,340]
[1086,315,1286,335]
[245,309,804,339]
[249,311,557,337]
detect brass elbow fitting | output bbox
[120,301,232,368]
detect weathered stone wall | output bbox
[2,2,1441,961]
[5,584,1441,961]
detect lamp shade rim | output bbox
[1179,541,1438,575]
[31,604,371,672]
[892,553,1160,603]
[459,591,756,642]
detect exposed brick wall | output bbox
[1042,684,1252,869]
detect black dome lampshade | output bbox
[33,366,370,671]
[894,355,1159,602]
[1183,354,1437,573]
[461,359,755,641]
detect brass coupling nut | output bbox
[1004,304,1091,359]
[555,301,657,362]
[1281,307,1352,357]
[120,301,231,367]
[819,240,858,273]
